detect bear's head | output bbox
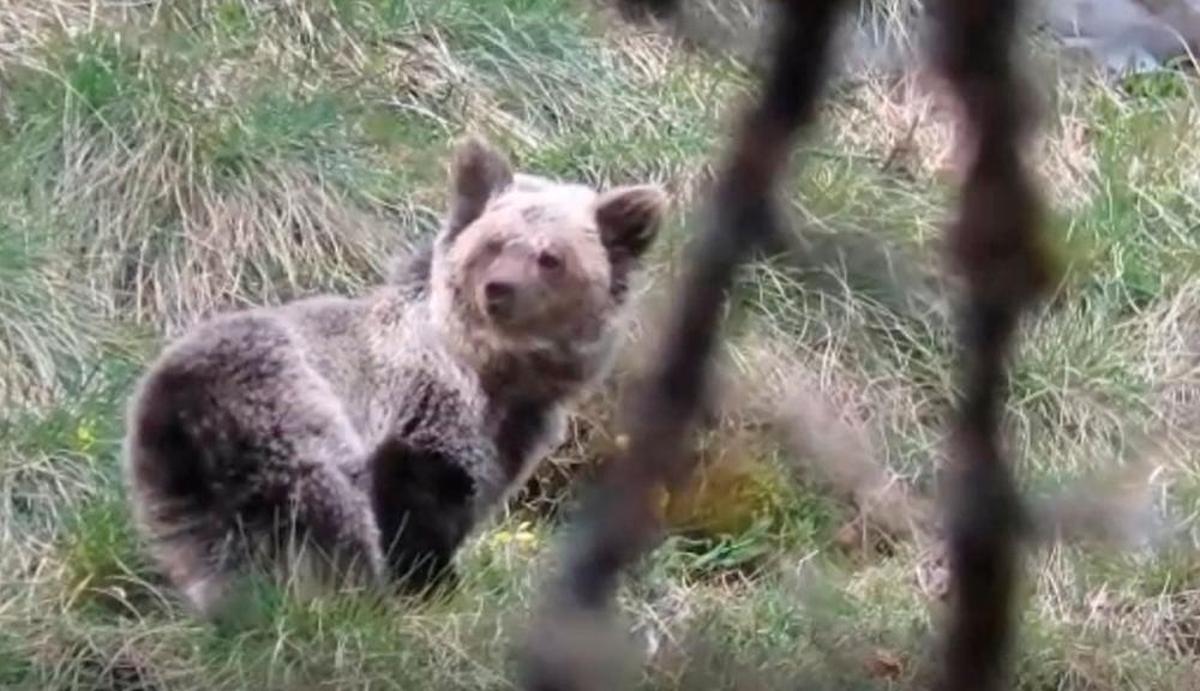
[428,137,666,372]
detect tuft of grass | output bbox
[0,221,119,406]
[0,631,32,687]
[59,495,157,617]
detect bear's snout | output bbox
[476,250,543,325]
[483,280,516,318]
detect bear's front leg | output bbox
[367,437,479,596]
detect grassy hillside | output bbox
[0,0,1198,688]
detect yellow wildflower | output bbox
[75,418,97,453]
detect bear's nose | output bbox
[483,281,515,316]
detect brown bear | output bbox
[122,136,666,620]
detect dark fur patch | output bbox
[368,437,476,594]
[479,348,592,405]
[132,368,216,513]
[606,250,638,303]
[494,398,553,480]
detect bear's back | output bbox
[274,289,486,448]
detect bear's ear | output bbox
[442,136,514,244]
[595,184,667,261]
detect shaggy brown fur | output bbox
[123,137,666,620]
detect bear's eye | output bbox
[536,250,563,272]
[484,239,505,255]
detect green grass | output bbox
[1,0,1199,688]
